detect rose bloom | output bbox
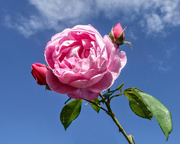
[45,25,127,100]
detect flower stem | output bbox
[107,112,133,144]
[99,92,105,100]
[87,93,134,144]
[85,99,109,114]
[103,94,134,144]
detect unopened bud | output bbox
[109,23,126,45]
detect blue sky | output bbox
[0,0,180,143]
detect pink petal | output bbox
[68,88,99,100]
[45,45,56,69]
[108,51,127,80]
[69,72,104,88]
[108,55,122,79]
[118,51,127,69]
[103,35,116,56]
[46,70,77,94]
[73,25,101,37]
[60,71,81,84]
[88,71,113,93]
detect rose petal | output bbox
[68,88,99,100]
[108,50,127,81]
[45,45,56,69]
[51,28,71,41]
[118,51,127,69]
[73,25,102,37]
[88,71,113,92]
[46,70,77,94]
[59,71,81,84]
[103,35,116,56]
[69,72,105,88]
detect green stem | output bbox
[108,88,110,92]
[103,95,133,144]
[109,92,124,101]
[108,113,133,144]
[88,92,134,144]
[85,99,109,114]
[99,92,105,100]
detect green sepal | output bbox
[90,98,100,113]
[103,89,117,99]
[103,83,124,100]
[109,27,115,43]
[124,41,133,50]
[60,99,83,130]
[64,98,72,104]
[45,84,51,91]
[117,83,124,92]
[124,88,173,140]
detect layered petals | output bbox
[44,25,127,100]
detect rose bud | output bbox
[31,63,49,85]
[109,23,126,45]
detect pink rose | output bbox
[31,63,49,85]
[45,25,127,100]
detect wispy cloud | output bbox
[147,55,171,72]
[3,0,180,37]
[141,0,180,35]
[165,47,178,58]
[144,14,164,34]
[158,61,171,72]
[4,15,44,38]
[147,46,178,72]
[29,0,95,25]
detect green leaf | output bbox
[132,88,172,140]
[90,98,100,113]
[124,88,153,120]
[124,88,173,140]
[60,99,83,130]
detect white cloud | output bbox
[161,0,180,25]
[147,55,171,72]
[145,14,164,34]
[4,0,96,37]
[29,0,95,26]
[158,66,171,72]
[4,15,44,38]
[165,47,178,58]
[3,0,180,37]
[144,0,180,35]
